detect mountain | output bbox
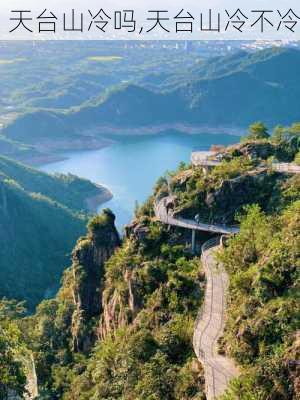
[0,156,111,212]
[3,48,300,148]
[3,135,296,399]
[0,157,111,310]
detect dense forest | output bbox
[0,156,110,310]
[1,122,299,399]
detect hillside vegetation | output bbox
[0,157,110,310]
[0,156,110,212]
[21,209,204,399]
[0,124,298,399]
[219,201,299,399]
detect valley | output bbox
[40,132,239,228]
[2,45,300,165]
[0,41,299,400]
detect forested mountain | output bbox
[2,128,298,399]
[1,40,300,399]
[3,48,300,148]
[0,41,200,116]
[0,156,111,212]
[0,157,110,310]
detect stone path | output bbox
[193,238,239,399]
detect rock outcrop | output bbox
[175,169,283,224]
[204,170,274,223]
[125,220,150,242]
[98,266,141,340]
[226,141,275,161]
[71,209,120,352]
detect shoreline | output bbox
[4,125,243,167]
[19,153,70,166]
[9,132,240,216]
[13,136,114,167]
[85,185,113,213]
[82,123,245,137]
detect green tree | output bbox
[135,351,176,400]
[272,125,286,143]
[294,151,300,165]
[0,300,27,398]
[288,122,300,135]
[245,122,270,141]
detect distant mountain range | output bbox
[2,47,300,152]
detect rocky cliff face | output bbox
[97,234,144,340]
[71,209,120,352]
[175,169,284,224]
[204,170,279,223]
[226,141,276,161]
[98,265,140,340]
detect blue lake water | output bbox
[40,133,238,229]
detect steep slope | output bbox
[243,47,300,86]
[0,157,111,310]
[154,142,300,400]
[0,156,111,212]
[71,210,121,352]
[0,300,28,398]
[25,209,205,399]
[2,110,73,144]
[219,200,300,399]
[0,175,86,310]
[2,85,184,143]
[3,137,299,400]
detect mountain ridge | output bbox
[3,48,300,149]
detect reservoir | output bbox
[40,132,238,230]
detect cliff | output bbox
[169,163,285,225]
[26,206,205,399]
[71,209,120,352]
[11,139,300,399]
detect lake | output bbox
[40,133,238,230]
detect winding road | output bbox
[153,157,300,398]
[154,197,239,235]
[154,198,239,398]
[193,238,239,399]
[271,162,300,174]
